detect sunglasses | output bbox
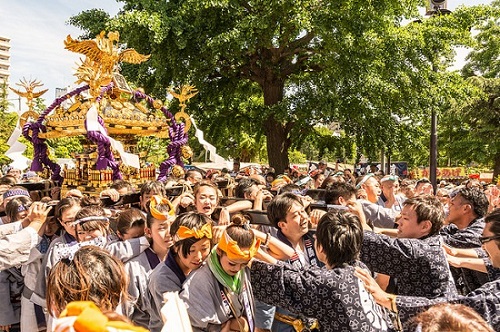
[480,235,500,244]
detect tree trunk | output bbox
[262,80,291,173]
[493,151,500,184]
[264,116,291,173]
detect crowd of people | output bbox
[0,160,499,332]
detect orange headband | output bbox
[149,195,175,220]
[218,230,260,261]
[57,301,148,332]
[177,223,212,241]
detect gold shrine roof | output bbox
[39,95,171,139]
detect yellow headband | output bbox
[57,301,148,332]
[149,195,175,220]
[218,230,260,261]
[271,175,293,189]
[177,223,212,241]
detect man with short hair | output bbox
[355,208,500,331]
[369,164,380,174]
[251,210,390,332]
[324,182,357,206]
[414,178,433,196]
[442,188,489,244]
[317,160,335,178]
[440,187,490,294]
[235,177,273,211]
[377,175,405,213]
[265,193,323,332]
[185,170,203,185]
[360,195,457,298]
[355,175,397,228]
[6,168,21,183]
[230,159,241,177]
[317,160,328,174]
[356,173,381,204]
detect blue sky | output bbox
[0,0,121,112]
[0,0,494,113]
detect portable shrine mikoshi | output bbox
[18,31,195,194]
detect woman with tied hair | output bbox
[31,197,83,326]
[145,195,176,262]
[310,170,325,189]
[0,186,31,224]
[16,198,61,332]
[46,246,128,319]
[73,205,112,242]
[148,211,213,332]
[116,208,146,241]
[173,181,235,225]
[120,197,175,329]
[5,196,32,223]
[180,214,261,332]
[35,202,149,331]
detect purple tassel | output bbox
[23,85,90,185]
[133,90,189,182]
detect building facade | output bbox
[0,37,10,83]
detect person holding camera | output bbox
[0,201,52,270]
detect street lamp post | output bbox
[427,1,451,194]
[430,102,438,193]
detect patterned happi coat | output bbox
[440,218,490,294]
[396,275,500,331]
[360,231,457,298]
[272,230,322,331]
[251,260,391,332]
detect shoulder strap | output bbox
[221,287,245,332]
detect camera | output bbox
[46,200,59,217]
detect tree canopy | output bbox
[445,0,500,181]
[69,1,497,173]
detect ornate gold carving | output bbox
[9,78,48,112]
[174,111,191,132]
[19,111,39,128]
[181,145,193,159]
[169,85,198,133]
[171,165,185,178]
[153,99,163,109]
[64,31,150,99]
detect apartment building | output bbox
[0,37,10,83]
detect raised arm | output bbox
[252,229,294,261]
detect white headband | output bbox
[356,173,375,189]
